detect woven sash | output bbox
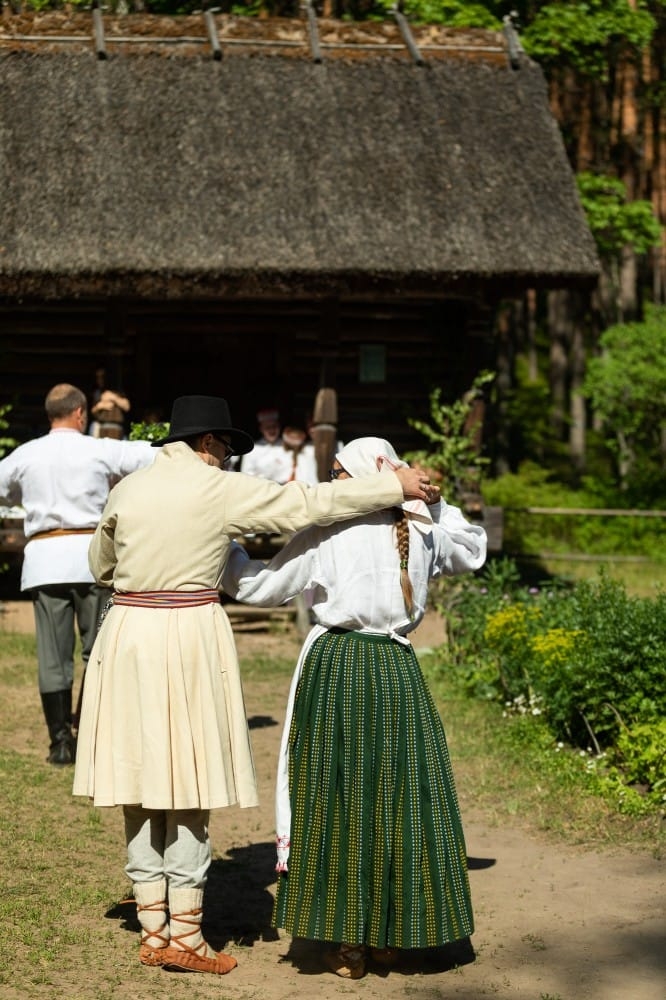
[29,527,96,542]
[113,589,220,609]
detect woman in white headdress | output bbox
[223,437,487,979]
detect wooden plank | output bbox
[507,506,666,518]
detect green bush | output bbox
[613,719,666,798]
[438,563,666,800]
[0,404,17,460]
[129,420,170,443]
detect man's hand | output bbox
[395,466,439,502]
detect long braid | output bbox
[394,508,414,619]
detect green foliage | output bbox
[577,173,663,258]
[128,420,170,443]
[582,304,666,490]
[612,719,666,797]
[522,0,656,79]
[424,649,664,836]
[403,370,494,501]
[21,0,504,22]
[482,462,666,554]
[504,355,564,466]
[433,555,524,699]
[375,0,501,28]
[0,404,17,460]
[441,562,666,805]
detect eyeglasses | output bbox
[328,466,346,480]
[212,434,236,462]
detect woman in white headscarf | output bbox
[223,437,487,979]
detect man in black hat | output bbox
[73,394,436,977]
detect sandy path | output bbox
[201,621,666,1000]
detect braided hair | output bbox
[394,508,414,619]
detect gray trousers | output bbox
[123,806,212,889]
[30,583,110,693]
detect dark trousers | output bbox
[30,583,111,694]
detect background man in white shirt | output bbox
[239,407,293,482]
[0,383,154,765]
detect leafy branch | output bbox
[404,370,495,502]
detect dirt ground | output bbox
[206,618,665,1000]
[3,608,665,999]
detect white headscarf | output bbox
[335,437,432,524]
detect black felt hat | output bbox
[155,395,255,455]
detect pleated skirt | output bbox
[272,629,474,949]
[72,603,258,811]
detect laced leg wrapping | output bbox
[134,879,170,967]
[162,888,237,976]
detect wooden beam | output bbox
[92,5,106,61]
[204,11,222,61]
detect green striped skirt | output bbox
[272,628,474,949]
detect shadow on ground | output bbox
[103,840,279,950]
[282,935,476,978]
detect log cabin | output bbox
[0,11,599,451]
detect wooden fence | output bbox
[500,506,666,564]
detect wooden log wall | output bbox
[0,297,494,451]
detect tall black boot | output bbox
[40,689,75,766]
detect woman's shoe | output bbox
[324,942,366,979]
[370,946,399,967]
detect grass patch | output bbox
[520,555,666,598]
[239,652,296,681]
[0,632,36,686]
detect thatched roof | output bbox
[0,13,599,299]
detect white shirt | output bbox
[240,437,318,485]
[0,429,155,589]
[223,501,487,637]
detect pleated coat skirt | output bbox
[73,602,258,811]
[272,629,474,950]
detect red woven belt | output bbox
[113,589,220,608]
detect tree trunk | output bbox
[525,289,539,383]
[493,303,514,476]
[547,290,570,441]
[569,294,587,476]
[619,245,640,321]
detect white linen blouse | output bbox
[223,501,487,637]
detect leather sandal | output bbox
[161,907,237,975]
[139,942,169,967]
[161,944,237,975]
[136,899,170,967]
[324,942,366,979]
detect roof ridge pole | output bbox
[204,8,222,61]
[303,1,323,64]
[391,3,425,67]
[502,12,524,70]
[91,2,107,61]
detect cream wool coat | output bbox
[72,442,404,811]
